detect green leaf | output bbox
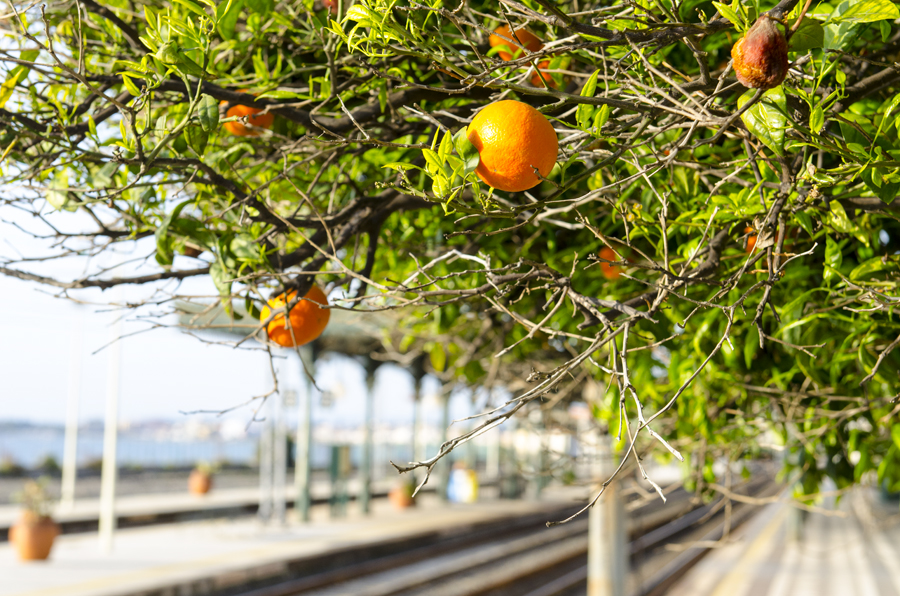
[0,49,39,108]
[155,41,180,65]
[257,89,307,100]
[382,162,423,172]
[810,104,824,132]
[891,425,900,450]
[245,0,274,15]
[345,4,373,24]
[744,327,759,368]
[155,199,192,266]
[422,148,442,176]
[121,73,141,96]
[197,94,219,132]
[210,261,234,313]
[230,234,261,261]
[738,87,787,156]
[832,0,899,23]
[429,343,446,372]
[824,235,842,281]
[453,127,480,175]
[216,0,243,40]
[172,0,208,18]
[861,166,900,203]
[46,169,70,210]
[850,256,892,280]
[437,129,453,163]
[826,200,856,233]
[713,1,744,29]
[790,21,825,52]
[577,70,600,131]
[184,125,209,156]
[92,162,118,187]
[823,13,862,50]
[794,210,814,237]
[432,171,450,197]
[592,104,611,135]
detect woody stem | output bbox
[789,0,815,37]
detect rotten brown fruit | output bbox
[731,15,789,90]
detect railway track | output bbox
[218,474,778,596]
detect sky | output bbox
[0,29,487,439]
[0,204,477,431]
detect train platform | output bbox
[1,489,580,596]
[667,487,900,596]
[0,475,438,537]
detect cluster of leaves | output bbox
[1,0,900,501]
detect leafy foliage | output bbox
[1,0,900,501]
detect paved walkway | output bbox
[668,488,900,596]
[1,490,574,596]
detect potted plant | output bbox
[388,478,417,509]
[188,462,215,495]
[9,478,60,561]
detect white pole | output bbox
[485,390,500,483]
[411,377,422,467]
[98,309,123,554]
[587,438,627,596]
[60,314,84,511]
[359,359,376,514]
[274,391,287,525]
[258,399,273,524]
[294,346,314,522]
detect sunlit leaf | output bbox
[738,87,786,156]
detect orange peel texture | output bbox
[260,285,330,347]
[489,25,542,61]
[466,100,558,193]
[220,93,275,137]
[599,246,622,280]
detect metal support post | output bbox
[61,315,83,511]
[411,387,421,466]
[294,345,315,522]
[436,393,451,501]
[530,409,549,499]
[359,358,377,515]
[258,400,274,523]
[98,310,122,553]
[273,392,287,525]
[587,438,627,596]
[485,427,501,485]
[330,445,350,517]
[410,356,425,482]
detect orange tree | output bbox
[1,0,900,505]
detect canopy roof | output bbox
[174,301,391,358]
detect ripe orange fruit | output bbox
[489,25,542,61]
[260,285,330,347]
[489,26,557,89]
[745,226,757,253]
[466,100,558,192]
[599,247,622,280]
[530,60,557,88]
[220,93,274,137]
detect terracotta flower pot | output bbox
[388,486,416,509]
[9,515,60,561]
[188,469,213,495]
